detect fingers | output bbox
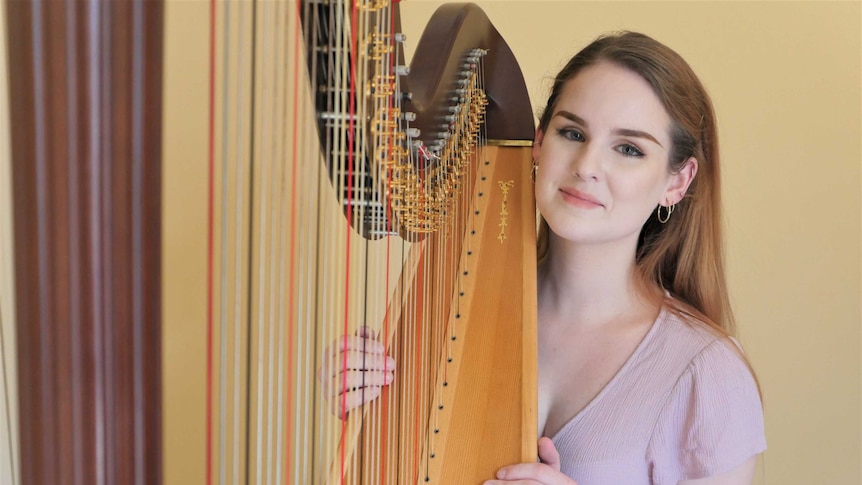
[322,335,387,361]
[329,386,383,419]
[483,480,544,485]
[322,370,394,398]
[356,325,378,340]
[493,463,557,483]
[321,366,395,418]
[537,437,562,472]
[317,350,396,381]
[485,459,578,485]
[317,329,396,418]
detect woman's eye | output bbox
[556,128,584,142]
[616,144,644,157]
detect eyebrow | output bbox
[553,110,664,148]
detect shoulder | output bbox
[657,308,757,396]
[652,308,727,355]
[636,308,743,387]
[645,309,766,484]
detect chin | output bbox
[545,218,640,249]
[544,219,595,244]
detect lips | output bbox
[559,188,604,208]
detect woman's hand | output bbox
[316,326,395,419]
[483,437,578,485]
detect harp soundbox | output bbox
[5,1,536,483]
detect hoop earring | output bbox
[657,203,675,224]
[530,160,538,184]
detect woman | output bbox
[322,32,766,485]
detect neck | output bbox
[538,231,649,329]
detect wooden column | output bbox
[5,1,163,483]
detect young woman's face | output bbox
[533,60,692,248]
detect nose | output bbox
[570,142,602,181]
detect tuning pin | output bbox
[396,65,409,76]
[394,33,407,43]
[401,91,413,102]
[406,128,420,138]
[402,112,416,122]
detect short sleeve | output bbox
[646,338,766,484]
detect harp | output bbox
[4,0,537,483]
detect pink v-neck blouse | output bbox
[551,307,766,485]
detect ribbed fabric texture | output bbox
[551,307,766,485]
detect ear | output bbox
[663,157,698,205]
[532,127,545,162]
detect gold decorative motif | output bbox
[362,48,489,234]
[497,180,514,243]
[358,0,389,12]
[367,33,394,59]
[369,74,396,98]
[486,139,533,147]
[381,68,487,233]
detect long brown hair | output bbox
[537,31,735,338]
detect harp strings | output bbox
[296,2,320,482]
[208,0,487,483]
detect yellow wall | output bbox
[161,1,861,484]
[162,1,210,482]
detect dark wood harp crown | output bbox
[5,1,536,484]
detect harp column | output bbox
[1,2,19,484]
[5,1,164,484]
